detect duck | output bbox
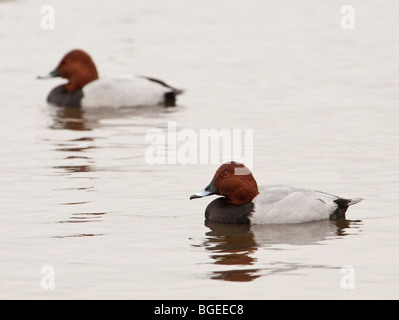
[38,49,183,108]
[190,161,363,224]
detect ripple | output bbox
[195,219,363,282]
[58,212,107,223]
[52,233,104,238]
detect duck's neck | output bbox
[225,190,259,205]
[64,68,99,92]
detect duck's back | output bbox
[251,185,351,224]
[81,76,174,108]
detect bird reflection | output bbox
[203,221,260,281]
[47,107,96,174]
[200,218,362,282]
[49,104,178,131]
[48,104,180,175]
[50,106,90,131]
[46,105,178,239]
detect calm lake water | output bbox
[1,0,399,299]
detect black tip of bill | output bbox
[37,69,60,79]
[190,194,202,200]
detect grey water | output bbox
[1,0,399,299]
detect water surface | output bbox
[1,0,399,299]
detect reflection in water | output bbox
[52,233,104,239]
[59,201,90,205]
[58,211,106,223]
[47,104,177,175]
[50,106,89,131]
[49,104,178,131]
[48,107,96,174]
[199,219,362,282]
[48,107,100,235]
[53,164,93,174]
[202,223,260,281]
[46,104,177,238]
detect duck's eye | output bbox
[222,171,229,177]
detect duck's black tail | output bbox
[330,198,363,220]
[141,76,184,107]
[163,91,178,107]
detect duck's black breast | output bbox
[47,85,83,108]
[205,197,255,224]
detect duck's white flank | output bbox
[251,185,362,224]
[81,75,172,108]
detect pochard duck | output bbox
[190,161,363,224]
[38,49,183,108]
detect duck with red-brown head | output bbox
[191,161,259,204]
[38,50,98,107]
[190,161,259,224]
[38,49,183,108]
[54,49,99,91]
[190,161,363,224]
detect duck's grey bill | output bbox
[190,189,213,200]
[37,69,60,79]
[190,179,218,200]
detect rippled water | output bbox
[1,0,399,299]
